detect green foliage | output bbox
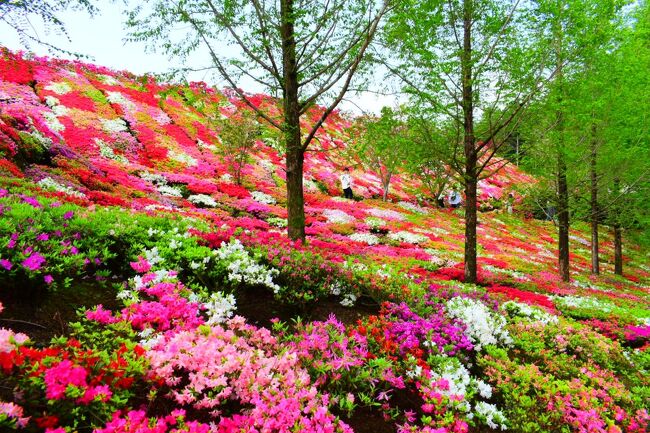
[350,107,414,200]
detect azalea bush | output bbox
[477,318,650,433]
[276,316,403,416]
[0,193,112,290]
[0,319,149,432]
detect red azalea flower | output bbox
[35,415,59,429]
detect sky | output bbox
[0,4,398,115]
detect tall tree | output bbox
[596,2,650,275]
[516,0,624,281]
[385,0,554,283]
[126,0,391,241]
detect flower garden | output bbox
[0,49,648,433]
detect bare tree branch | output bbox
[301,1,390,151]
[203,0,282,81]
[181,8,283,130]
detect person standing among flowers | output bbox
[448,188,462,208]
[506,192,515,214]
[340,167,354,199]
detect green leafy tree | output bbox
[519,0,627,281]
[385,0,555,283]
[217,109,260,185]
[125,0,392,241]
[353,106,411,201]
[404,114,456,207]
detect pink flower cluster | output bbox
[44,359,112,403]
[148,316,352,432]
[94,409,211,433]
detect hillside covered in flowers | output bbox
[0,50,648,433]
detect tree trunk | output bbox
[590,123,599,274]
[554,10,570,282]
[464,171,478,283]
[280,0,305,241]
[614,224,623,275]
[557,136,570,282]
[382,172,391,201]
[462,0,478,284]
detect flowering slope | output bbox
[0,49,648,433]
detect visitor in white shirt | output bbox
[340,167,353,199]
[448,189,462,208]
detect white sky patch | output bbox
[0,5,396,115]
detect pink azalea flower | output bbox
[130,256,152,273]
[44,275,54,284]
[22,253,46,271]
[0,259,11,270]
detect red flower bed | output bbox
[0,52,33,84]
[487,284,556,311]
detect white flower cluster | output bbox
[398,201,428,214]
[569,234,590,247]
[101,118,129,134]
[259,159,276,172]
[189,255,212,270]
[168,150,198,167]
[251,191,277,205]
[188,194,217,207]
[322,209,355,224]
[424,249,449,267]
[42,111,65,133]
[329,281,343,296]
[387,231,429,244]
[474,402,508,430]
[364,216,387,229]
[144,246,165,266]
[501,301,558,325]
[26,130,53,149]
[551,295,614,313]
[376,264,393,279]
[140,171,167,184]
[97,139,129,164]
[44,95,68,115]
[98,74,119,86]
[37,177,85,198]
[158,184,183,197]
[138,327,163,350]
[45,81,72,95]
[203,292,236,325]
[365,207,406,221]
[430,358,472,398]
[106,91,136,111]
[340,292,357,307]
[349,232,380,245]
[215,240,281,293]
[482,265,531,282]
[153,110,171,125]
[304,179,319,192]
[445,297,513,351]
